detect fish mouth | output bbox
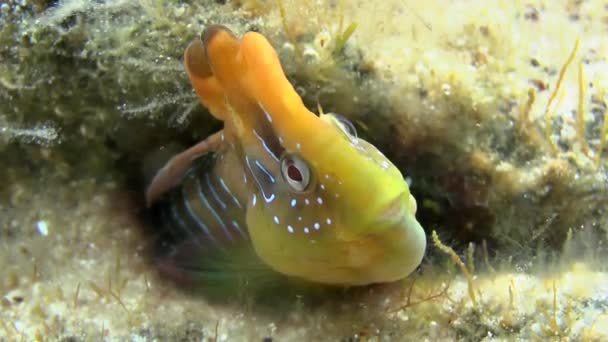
[371,194,427,282]
[375,192,411,227]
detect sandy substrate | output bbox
[1,186,607,340]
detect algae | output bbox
[1,0,608,340]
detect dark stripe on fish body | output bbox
[218,176,243,209]
[192,175,234,242]
[206,173,248,239]
[206,173,227,210]
[244,155,276,203]
[146,152,249,259]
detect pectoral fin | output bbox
[145,130,223,206]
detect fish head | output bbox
[184,25,426,286]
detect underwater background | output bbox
[1,0,607,340]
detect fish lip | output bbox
[375,192,409,226]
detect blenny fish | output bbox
[146,25,426,287]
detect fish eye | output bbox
[280,154,311,192]
[328,113,358,143]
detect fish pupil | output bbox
[287,164,303,182]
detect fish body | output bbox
[146,25,426,287]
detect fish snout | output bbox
[375,192,418,228]
[372,192,427,278]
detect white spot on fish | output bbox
[252,193,257,206]
[304,227,310,234]
[290,199,297,207]
[320,184,325,190]
[316,197,323,204]
[298,216,303,221]
[326,217,332,225]
[265,193,276,203]
[258,102,273,123]
[287,225,294,233]
[314,222,320,230]
[274,216,280,224]
[305,198,310,205]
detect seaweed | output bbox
[432,230,478,306]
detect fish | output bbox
[145,25,426,289]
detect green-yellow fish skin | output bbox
[146,25,426,286]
